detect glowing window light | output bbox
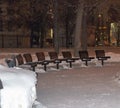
[50,28,53,38]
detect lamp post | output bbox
[0,79,3,108]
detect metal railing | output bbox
[0,33,30,48]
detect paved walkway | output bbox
[36,62,120,108]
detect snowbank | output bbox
[0,65,37,108]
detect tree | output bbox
[74,1,84,56]
[12,0,54,47]
[4,0,120,50]
[53,0,59,53]
[74,0,110,56]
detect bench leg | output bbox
[101,60,104,65]
[44,65,47,71]
[56,63,59,69]
[69,62,72,68]
[85,61,88,66]
[31,66,35,71]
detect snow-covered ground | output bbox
[37,65,120,108]
[36,51,120,108]
[1,48,120,108]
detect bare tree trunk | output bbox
[81,10,88,50]
[53,0,59,53]
[74,3,84,56]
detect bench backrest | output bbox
[36,52,45,61]
[95,50,105,58]
[16,54,24,65]
[62,51,72,59]
[23,53,33,63]
[79,50,89,59]
[48,51,58,59]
